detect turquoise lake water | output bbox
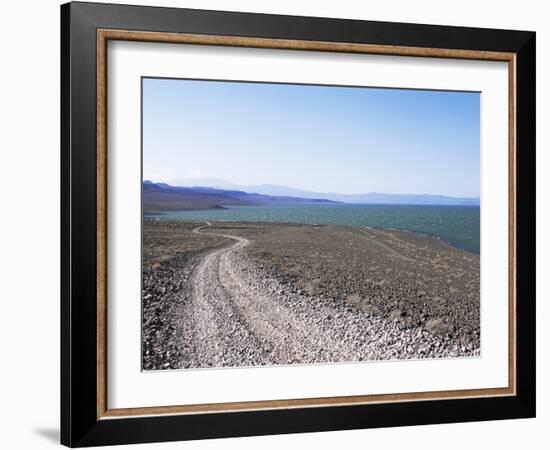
[148,204,480,254]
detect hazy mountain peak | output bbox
[154,178,479,206]
[174,177,241,190]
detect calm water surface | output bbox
[148,204,480,254]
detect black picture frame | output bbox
[61,1,536,447]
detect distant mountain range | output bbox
[143,181,339,213]
[155,177,480,207]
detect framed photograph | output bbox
[61,2,536,447]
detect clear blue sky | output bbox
[143,78,480,197]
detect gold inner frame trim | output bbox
[96,28,517,420]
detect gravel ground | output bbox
[218,222,480,348]
[142,219,480,370]
[142,220,227,370]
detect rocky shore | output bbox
[142,219,480,370]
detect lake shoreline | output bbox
[145,203,480,255]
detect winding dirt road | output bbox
[170,222,467,369]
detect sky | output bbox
[142,78,480,197]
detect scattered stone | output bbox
[142,219,480,370]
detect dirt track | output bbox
[143,221,479,370]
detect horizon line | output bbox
[143,179,480,200]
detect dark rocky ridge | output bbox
[143,181,339,213]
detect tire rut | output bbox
[173,222,478,369]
